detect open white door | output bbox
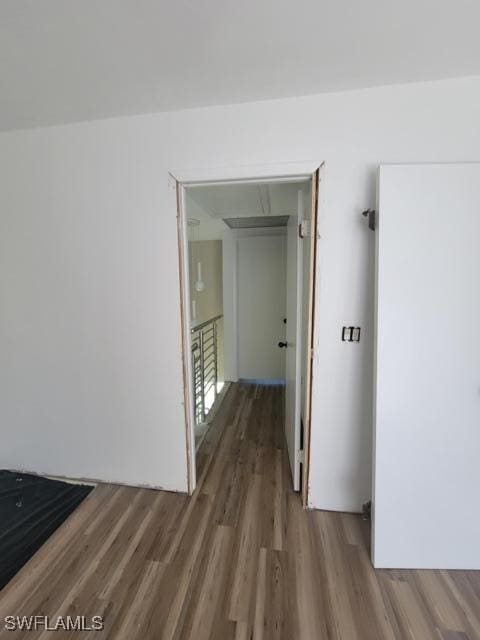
[373,163,480,569]
[285,190,304,491]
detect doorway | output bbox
[172,163,321,505]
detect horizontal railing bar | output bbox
[191,314,223,333]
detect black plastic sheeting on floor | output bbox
[0,470,93,591]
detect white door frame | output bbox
[169,161,322,500]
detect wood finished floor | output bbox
[1,383,479,639]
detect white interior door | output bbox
[237,234,286,381]
[373,163,480,569]
[285,190,304,491]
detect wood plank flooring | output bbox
[1,383,479,639]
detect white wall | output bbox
[188,239,224,385]
[0,76,479,507]
[188,240,223,326]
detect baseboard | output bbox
[5,467,187,494]
[238,378,286,386]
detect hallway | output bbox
[1,383,479,639]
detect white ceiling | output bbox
[186,181,309,240]
[187,182,309,220]
[1,0,480,131]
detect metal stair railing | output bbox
[191,314,222,424]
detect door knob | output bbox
[278,341,288,348]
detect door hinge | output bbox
[299,220,310,238]
[297,449,305,464]
[362,209,376,231]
